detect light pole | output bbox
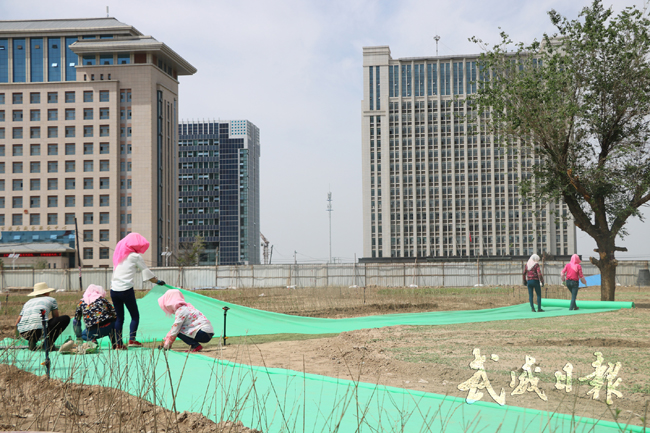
[327,191,333,263]
[161,247,172,267]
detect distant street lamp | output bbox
[161,247,172,266]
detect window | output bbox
[99,107,109,119]
[65,195,75,207]
[99,160,109,172]
[83,143,93,154]
[99,178,109,189]
[47,126,57,138]
[47,178,57,190]
[65,91,75,103]
[0,179,4,191]
[65,161,75,172]
[30,196,40,208]
[12,214,23,225]
[47,109,58,121]
[30,179,40,190]
[0,162,3,173]
[120,196,125,206]
[84,125,93,137]
[47,161,58,173]
[30,213,40,225]
[83,178,93,189]
[99,195,109,207]
[100,54,113,66]
[12,110,22,121]
[65,108,75,120]
[83,195,93,206]
[13,127,23,139]
[0,197,4,208]
[47,92,58,103]
[99,229,109,241]
[83,212,93,224]
[30,161,40,173]
[99,125,109,136]
[47,143,58,155]
[83,230,93,241]
[83,160,93,172]
[30,126,40,138]
[0,215,4,225]
[99,247,109,259]
[0,128,4,139]
[99,142,109,154]
[30,92,40,103]
[127,179,132,189]
[83,108,93,120]
[13,144,22,156]
[12,179,23,191]
[12,93,23,104]
[12,197,23,208]
[12,162,22,173]
[65,213,74,225]
[65,143,75,155]
[47,213,57,225]
[65,178,75,190]
[83,91,93,102]
[47,196,58,207]
[65,126,75,137]
[99,91,109,102]
[30,110,40,121]
[0,94,3,104]
[0,110,4,121]
[99,212,109,224]
[0,145,3,156]
[83,248,93,260]
[30,143,40,155]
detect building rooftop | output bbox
[0,17,140,36]
[0,243,75,254]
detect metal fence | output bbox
[1,260,648,291]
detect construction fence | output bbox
[1,260,649,292]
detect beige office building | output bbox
[0,18,196,267]
[362,46,576,260]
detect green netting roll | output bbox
[541,298,635,309]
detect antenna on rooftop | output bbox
[434,35,440,56]
[106,6,109,17]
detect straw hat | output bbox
[28,282,56,297]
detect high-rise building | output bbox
[361,46,576,260]
[178,120,260,265]
[0,18,196,267]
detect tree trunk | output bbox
[592,239,618,301]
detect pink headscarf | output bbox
[569,254,581,273]
[113,233,150,267]
[83,284,106,305]
[158,289,193,316]
[526,254,540,271]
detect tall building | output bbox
[178,120,260,265]
[0,18,196,267]
[362,46,576,260]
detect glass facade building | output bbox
[361,46,576,261]
[178,120,260,265]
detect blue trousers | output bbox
[566,280,580,310]
[177,330,214,349]
[527,280,542,309]
[110,288,139,342]
[74,318,117,346]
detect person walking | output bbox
[73,284,118,348]
[157,289,214,353]
[111,233,165,349]
[523,254,545,312]
[562,254,588,311]
[16,282,71,350]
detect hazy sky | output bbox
[2,0,648,263]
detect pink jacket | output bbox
[562,254,584,281]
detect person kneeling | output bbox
[73,284,118,349]
[16,282,71,351]
[158,289,214,353]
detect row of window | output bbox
[0,90,110,105]
[1,212,109,226]
[0,107,111,121]
[0,125,110,139]
[0,160,110,173]
[1,194,110,208]
[83,247,110,260]
[0,177,111,191]
[83,229,110,241]
[0,142,110,156]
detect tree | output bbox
[176,236,206,267]
[472,1,650,300]
[34,259,48,270]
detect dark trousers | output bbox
[177,330,214,349]
[21,315,71,351]
[566,280,580,310]
[527,280,542,309]
[74,318,118,346]
[110,288,139,342]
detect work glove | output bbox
[156,280,166,286]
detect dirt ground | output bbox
[1,285,649,431]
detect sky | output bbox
[2,0,648,264]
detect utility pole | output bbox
[74,217,83,291]
[294,251,297,265]
[161,246,172,267]
[327,190,333,263]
